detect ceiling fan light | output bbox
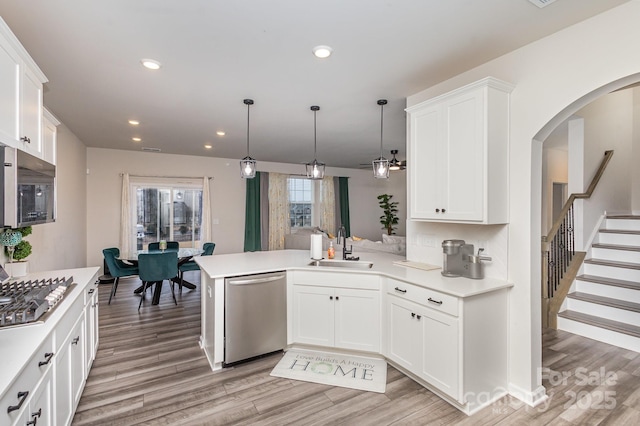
[389,162,401,171]
[373,157,389,178]
[240,156,257,179]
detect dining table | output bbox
[123,247,203,304]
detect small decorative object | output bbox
[378,194,399,235]
[327,241,335,259]
[159,240,167,251]
[1,226,32,278]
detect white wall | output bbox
[541,148,568,235]
[406,0,640,407]
[86,147,406,269]
[1,123,88,272]
[633,87,640,213]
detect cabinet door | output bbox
[387,296,422,371]
[419,307,460,401]
[0,39,20,145]
[441,89,484,221]
[334,288,380,352]
[27,368,53,426]
[292,285,334,347]
[42,114,57,165]
[70,314,86,407]
[84,287,99,373]
[409,103,443,219]
[55,314,86,426]
[20,66,43,157]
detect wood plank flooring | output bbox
[73,275,640,425]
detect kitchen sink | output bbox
[307,259,374,269]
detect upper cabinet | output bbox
[406,77,514,224]
[0,18,48,157]
[43,107,59,165]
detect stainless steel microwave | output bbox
[1,146,56,228]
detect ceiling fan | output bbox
[360,149,406,170]
[388,149,406,171]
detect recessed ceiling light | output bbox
[216,131,226,136]
[132,137,142,142]
[128,120,140,125]
[312,45,333,59]
[141,59,161,70]
[204,144,212,149]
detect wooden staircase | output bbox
[557,215,640,352]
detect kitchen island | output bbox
[196,250,512,415]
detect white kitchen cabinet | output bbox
[406,77,513,224]
[84,281,99,373]
[0,19,47,155]
[55,312,86,426]
[387,296,422,371]
[42,108,59,165]
[25,368,53,426]
[290,271,381,353]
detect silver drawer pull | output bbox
[428,297,443,305]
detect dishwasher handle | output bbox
[227,274,286,285]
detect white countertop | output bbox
[0,267,100,396]
[196,250,512,298]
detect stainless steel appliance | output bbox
[0,276,74,328]
[224,271,287,366]
[1,146,56,228]
[441,240,492,279]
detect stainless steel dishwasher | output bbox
[224,271,287,366]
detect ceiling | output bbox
[0,0,629,169]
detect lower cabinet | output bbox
[84,283,99,373]
[26,368,53,426]
[387,295,459,400]
[292,283,381,353]
[55,313,86,426]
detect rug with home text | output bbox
[270,349,387,393]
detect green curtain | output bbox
[338,177,351,237]
[244,172,261,252]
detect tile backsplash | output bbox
[406,220,508,280]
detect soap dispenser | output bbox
[327,241,335,259]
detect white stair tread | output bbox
[577,274,640,290]
[599,229,640,235]
[584,258,640,270]
[567,292,640,313]
[606,215,640,219]
[558,310,640,338]
[592,243,640,252]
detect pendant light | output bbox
[372,99,389,179]
[305,105,325,180]
[240,99,257,179]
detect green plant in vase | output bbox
[1,227,32,276]
[377,194,399,235]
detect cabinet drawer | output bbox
[292,270,379,290]
[0,332,54,422]
[387,280,459,317]
[55,294,84,352]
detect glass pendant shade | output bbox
[373,157,389,178]
[240,98,257,179]
[305,105,325,180]
[372,99,389,179]
[240,156,257,179]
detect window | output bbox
[130,179,203,250]
[288,177,313,228]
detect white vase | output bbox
[4,261,29,277]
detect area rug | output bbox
[270,349,387,393]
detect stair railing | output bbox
[541,150,614,328]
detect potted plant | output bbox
[378,194,399,235]
[1,226,32,277]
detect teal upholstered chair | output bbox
[177,242,216,292]
[103,247,139,304]
[137,251,179,311]
[147,241,179,251]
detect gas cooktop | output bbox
[0,276,75,328]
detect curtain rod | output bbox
[120,173,212,180]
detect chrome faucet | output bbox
[337,225,357,261]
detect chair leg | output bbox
[170,279,178,305]
[138,280,148,311]
[179,271,184,293]
[108,277,120,304]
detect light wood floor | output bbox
[73,275,640,425]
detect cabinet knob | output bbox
[72,336,80,345]
[335,296,339,301]
[416,315,421,320]
[411,312,415,318]
[21,136,31,144]
[435,208,440,213]
[442,208,446,213]
[329,296,333,300]
[88,288,95,294]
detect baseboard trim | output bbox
[508,383,548,407]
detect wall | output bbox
[85,147,406,269]
[541,148,568,235]
[405,0,640,407]
[1,123,88,272]
[634,87,640,213]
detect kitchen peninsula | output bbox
[196,250,512,415]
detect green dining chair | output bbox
[176,242,216,292]
[103,247,139,304]
[147,241,179,251]
[137,251,178,311]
